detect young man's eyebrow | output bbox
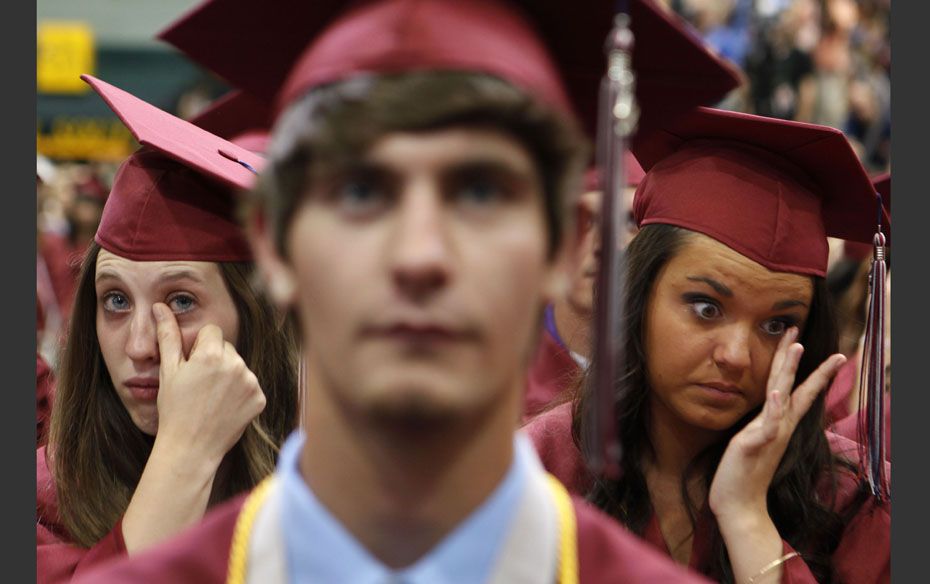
[307,161,395,189]
[686,275,733,297]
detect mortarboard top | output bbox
[158,0,741,140]
[583,152,645,192]
[83,75,257,262]
[845,172,891,261]
[632,107,890,278]
[190,89,274,151]
[228,130,271,154]
[873,172,890,215]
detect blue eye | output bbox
[335,180,385,214]
[690,300,721,321]
[458,180,501,205]
[102,292,130,313]
[167,294,197,314]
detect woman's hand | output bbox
[707,327,846,583]
[122,304,266,554]
[152,302,266,468]
[709,327,846,520]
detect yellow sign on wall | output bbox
[37,21,95,94]
[37,117,136,162]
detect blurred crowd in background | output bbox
[35,0,891,367]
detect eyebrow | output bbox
[772,299,809,310]
[442,159,535,182]
[94,269,206,286]
[95,270,123,285]
[309,158,537,196]
[686,276,732,297]
[686,275,809,310]
[156,269,206,285]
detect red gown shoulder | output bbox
[70,494,246,584]
[525,401,593,495]
[37,447,129,584]
[75,485,709,583]
[524,328,580,421]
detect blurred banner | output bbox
[37,21,96,94]
[37,17,227,162]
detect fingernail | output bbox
[152,304,165,321]
[789,327,799,341]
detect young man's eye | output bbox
[167,294,197,314]
[101,292,130,313]
[333,179,388,215]
[457,180,503,205]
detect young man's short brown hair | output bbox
[252,71,590,257]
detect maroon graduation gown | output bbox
[824,354,858,425]
[36,447,128,583]
[524,328,580,422]
[69,476,711,583]
[831,393,891,461]
[37,232,82,321]
[823,353,891,461]
[525,402,891,583]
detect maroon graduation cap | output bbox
[158,0,741,139]
[845,173,891,261]
[84,75,261,261]
[632,106,889,277]
[189,89,273,153]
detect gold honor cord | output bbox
[226,476,276,584]
[226,474,579,584]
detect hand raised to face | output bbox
[152,303,266,467]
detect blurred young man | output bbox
[77,1,740,581]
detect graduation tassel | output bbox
[856,195,889,501]
[586,2,638,480]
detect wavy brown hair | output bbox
[574,224,867,583]
[47,242,299,547]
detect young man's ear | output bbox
[541,194,590,305]
[247,206,297,308]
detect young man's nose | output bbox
[388,183,453,300]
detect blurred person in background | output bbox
[37,163,110,363]
[524,154,645,421]
[744,0,819,120]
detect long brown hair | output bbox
[574,224,865,583]
[47,242,298,547]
